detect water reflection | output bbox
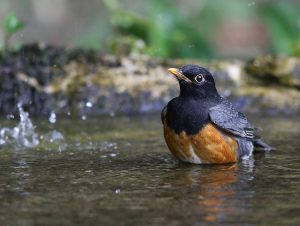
[12,158,32,196]
[0,115,299,226]
[195,165,239,223]
[161,159,254,224]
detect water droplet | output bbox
[81,115,87,120]
[248,1,256,6]
[67,111,71,116]
[45,130,64,143]
[109,153,117,157]
[49,112,56,124]
[6,114,14,119]
[115,189,121,194]
[86,102,93,108]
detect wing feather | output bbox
[208,99,255,139]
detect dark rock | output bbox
[0,44,299,117]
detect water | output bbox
[0,104,40,149]
[0,105,64,150]
[0,113,299,226]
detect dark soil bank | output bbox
[1,43,300,117]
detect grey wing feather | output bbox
[209,99,273,154]
[208,99,256,139]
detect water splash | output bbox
[49,112,57,124]
[41,130,66,152]
[0,104,40,148]
[0,104,64,150]
[44,130,64,143]
[0,105,119,156]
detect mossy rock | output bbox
[245,55,300,87]
[1,43,300,116]
[233,86,300,114]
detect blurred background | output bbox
[0,0,300,59]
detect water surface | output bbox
[0,115,299,226]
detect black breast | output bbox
[166,97,214,135]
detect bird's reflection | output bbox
[196,164,238,223]
[162,157,254,223]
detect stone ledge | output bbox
[0,43,299,116]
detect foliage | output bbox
[103,0,215,59]
[1,1,300,58]
[104,0,300,58]
[258,2,300,56]
[1,13,25,51]
[5,13,25,35]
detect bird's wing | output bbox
[208,99,256,139]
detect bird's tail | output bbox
[253,139,273,151]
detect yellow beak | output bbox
[168,68,192,83]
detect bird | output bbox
[161,64,272,164]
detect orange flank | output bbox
[163,121,239,164]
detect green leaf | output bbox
[5,13,25,34]
[259,2,300,55]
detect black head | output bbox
[168,64,219,99]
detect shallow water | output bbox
[0,114,299,226]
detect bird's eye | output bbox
[194,74,203,83]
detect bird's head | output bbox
[168,64,219,99]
